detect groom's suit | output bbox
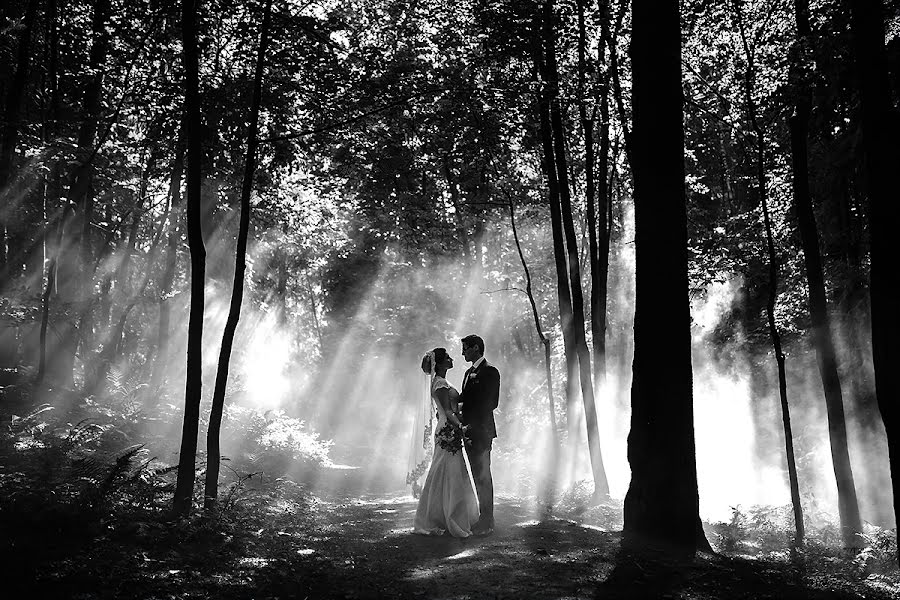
[460,359,500,529]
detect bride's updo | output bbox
[421,347,448,373]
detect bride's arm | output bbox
[434,388,465,429]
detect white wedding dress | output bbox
[413,375,480,537]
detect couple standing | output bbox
[409,335,499,537]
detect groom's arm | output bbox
[485,366,500,410]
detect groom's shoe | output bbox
[472,524,494,537]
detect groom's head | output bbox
[461,334,485,362]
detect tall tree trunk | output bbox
[730,0,809,550]
[173,0,207,518]
[505,189,559,502]
[508,194,557,444]
[735,0,861,548]
[625,0,709,552]
[592,0,612,390]
[783,0,822,549]
[532,15,577,439]
[204,0,273,511]
[152,131,185,391]
[63,0,112,373]
[544,0,609,499]
[0,0,39,276]
[37,0,62,386]
[601,0,632,168]
[849,0,900,564]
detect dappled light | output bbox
[2,0,899,597]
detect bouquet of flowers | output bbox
[435,421,467,454]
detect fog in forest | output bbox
[51,196,889,530]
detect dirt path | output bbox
[267,492,618,599]
[247,491,896,600]
[9,481,899,599]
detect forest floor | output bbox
[4,460,900,600]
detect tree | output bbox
[0,0,39,275]
[205,0,274,511]
[624,0,709,551]
[541,0,609,499]
[172,0,207,518]
[730,0,809,549]
[848,0,900,564]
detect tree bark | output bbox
[0,0,39,276]
[624,0,709,552]
[173,0,207,518]
[152,130,185,391]
[532,12,577,436]
[506,189,559,504]
[591,0,612,390]
[543,0,609,499]
[60,0,111,372]
[730,0,810,549]
[36,0,63,386]
[848,0,900,564]
[783,0,825,549]
[204,0,273,511]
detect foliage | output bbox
[710,504,899,579]
[221,405,334,477]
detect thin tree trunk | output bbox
[532,16,577,433]
[735,0,860,549]
[37,0,61,385]
[506,190,558,445]
[544,0,609,499]
[204,0,273,511]
[592,0,612,390]
[441,155,471,264]
[304,272,322,348]
[601,0,632,168]
[506,189,559,506]
[625,0,709,552]
[152,131,185,391]
[782,0,815,548]
[0,0,39,275]
[65,0,111,369]
[848,0,900,565]
[173,0,207,518]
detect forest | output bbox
[1,0,899,598]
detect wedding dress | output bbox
[413,375,480,537]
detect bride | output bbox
[411,347,480,537]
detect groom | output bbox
[459,334,500,536]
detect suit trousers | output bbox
[466,438,493,527]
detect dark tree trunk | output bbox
[506,190,559,443]
[849,0,900,564]
[152,132,185,391]
[0,0,39,275]
[601,0,632,168]
[37,0,62,386]
[441,155,471,264]
[506,190,559,505]
[532,15,578,434]
[785,0,834,548]
[592,0,612,390]
[173,0,207,518]
[543,0,609,499]
[624,0,708,552]
[730,0,809,549]
[62,0,111,371]
[204,0,273,511]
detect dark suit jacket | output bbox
[459,360,500,443]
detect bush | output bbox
[221,406,333,478]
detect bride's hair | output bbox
[421,347,448,373]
